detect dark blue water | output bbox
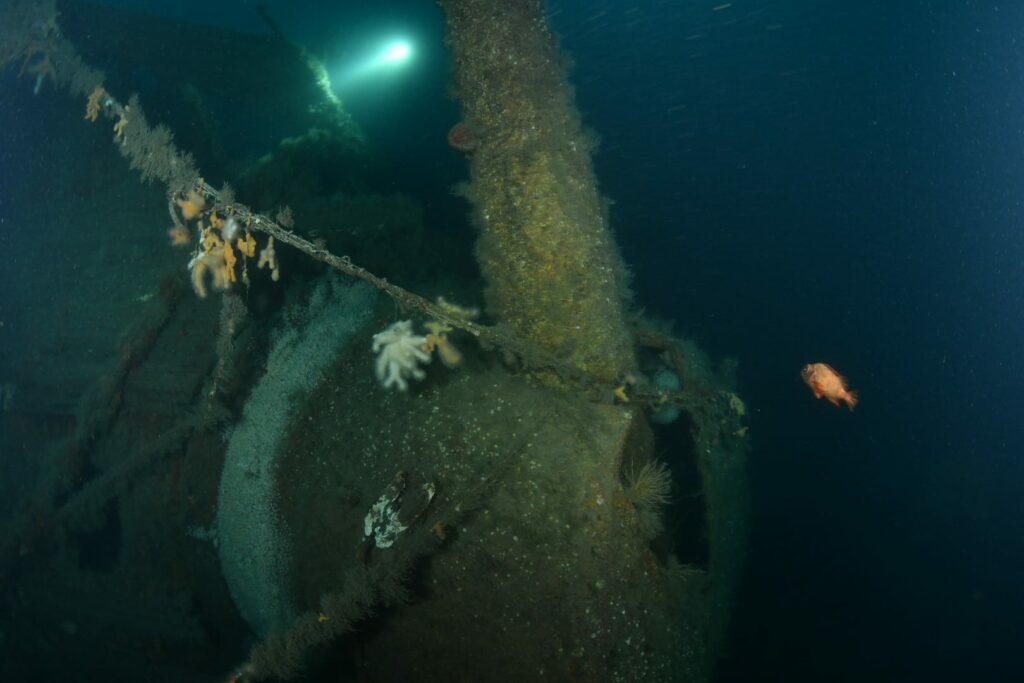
[545,1,1024,679]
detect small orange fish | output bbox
[801,362,859,411]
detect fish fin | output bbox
[827,395,841,407]
[845,390,859,411]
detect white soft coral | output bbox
[372,320,431,391]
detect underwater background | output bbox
[1,0,1022,681]
[569,1,1023,679]
[551,0,1024,679]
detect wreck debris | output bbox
[362,471,436,552]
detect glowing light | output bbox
[383,41,411,64]
[332,37,414,90]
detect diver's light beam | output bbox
[383,42,411,63]
[333,39,414,89]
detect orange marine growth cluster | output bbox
[167,225,191,246]
[173,190,275,298]
[422,321,463,369]
[189,236,229,298]
[84,85,107,122]
[176,190,207,221]
[420,296,481,368]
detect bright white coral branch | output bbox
[372,320,431,391]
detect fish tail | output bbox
[845,390,859,411]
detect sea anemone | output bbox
[447,122,477,154]
[372,320,431,391]
[623,460,672,509]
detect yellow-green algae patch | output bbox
[440,0,636,384]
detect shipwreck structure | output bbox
[0,1,748,681]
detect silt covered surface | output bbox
[273,313,723,681]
